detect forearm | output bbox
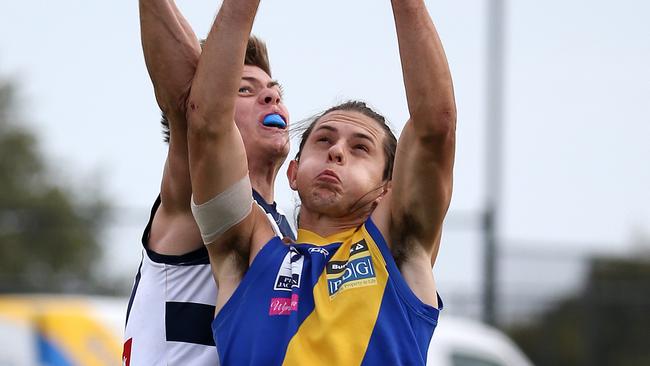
[187,0,260,125]
[391,0,456,136]
[140,0,200,116]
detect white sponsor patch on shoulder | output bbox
[273,247,304,291]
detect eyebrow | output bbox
[270,81,284,97]
[314,124,377,145]
[241,77,281,89]
[352,132,376,145]
[241,77,284,96]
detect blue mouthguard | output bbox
[263,114,287,129]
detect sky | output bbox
[1,0,649,318]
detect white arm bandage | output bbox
[190,175,253,245]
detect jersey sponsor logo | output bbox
[122,338,132,366]
[326,260,348,275]
[349,239,369,256]
[274,247,304,291]
[327,256,377,297]
[326,240,370,274]
[269,294,299,316]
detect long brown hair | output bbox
[294,101,397,181]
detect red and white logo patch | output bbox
[122,338,132,366]
[269,294,299,316]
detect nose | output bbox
[328,142,345,164]
[258,87,281,105]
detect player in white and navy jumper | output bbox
[123,193,294,365]
[123,1,293,364]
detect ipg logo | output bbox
[327,256,376,296]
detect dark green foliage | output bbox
[507,257,650,366]
[0,79,110,293]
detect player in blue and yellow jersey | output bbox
[186,0,456,365]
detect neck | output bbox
[297,203,375,238]
[247,154,283,204]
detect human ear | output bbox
[287,159,299,191]
[374,180,392,205]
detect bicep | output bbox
[159,112,193,214]
[148,112,200,254]
[388,120,455,246]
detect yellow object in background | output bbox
[0,295,125,366]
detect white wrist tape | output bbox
[191,175,253,245]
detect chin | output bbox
[271,144,290,161]
[306,190,348,216]
[259,138,290,160]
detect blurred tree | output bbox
[0,78,111,293]
[507,255,650,366]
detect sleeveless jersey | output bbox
[212,217,441,366]
[123,192,294,366]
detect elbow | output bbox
[413,102,457,142]
[185,97,209,139]
[154,89,188,121]
[434,105,457,134]
[185,92,232,141]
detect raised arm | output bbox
[140,0,201,118]
[187,0,260,204]
[186,0,274,307]
[139,0,202,254]
[376,0,456,266]
[186,0,268,252]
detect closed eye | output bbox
[354,144,369,152]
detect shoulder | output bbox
[148,207,205,256]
